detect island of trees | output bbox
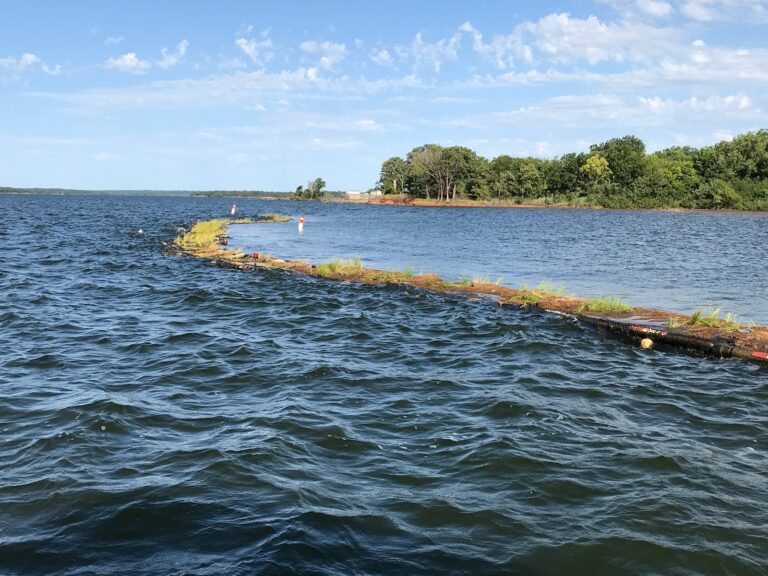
[378,130,768,210]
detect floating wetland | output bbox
[165,217,768,365]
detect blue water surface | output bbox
[0,194,766,576]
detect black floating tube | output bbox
[576,314,746,361]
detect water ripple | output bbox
[0,195,766,576]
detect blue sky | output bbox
[2,0,767,190]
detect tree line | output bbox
[378,130,768,210]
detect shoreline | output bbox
[164,217,768,365]
[323,196,768,215]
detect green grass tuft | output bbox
[175,219,229,249]
[257,213,292,222]
[687,308,740,331]
[577,296,632,313]
[315,257,363,278]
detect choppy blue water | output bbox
[1,195,766,576]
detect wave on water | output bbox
[0,195,766,576]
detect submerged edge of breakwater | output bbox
[163,217,768,365]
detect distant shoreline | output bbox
[324,196,768,214]
[3,188,766,214]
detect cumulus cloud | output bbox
[459,21,531,69]
[637,0,673,16]
[104,52,152,74]
[0,52,62,78]
[104,40,189,74]
[520,13,679,65]
[459,14,679,69]
[370,48,394,66]
[408,32,461,72]
[235,31,274,66]
[300,40,347,70]
[156,39,189,69]
[0,52,41,72]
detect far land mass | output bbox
[3,129,767,211]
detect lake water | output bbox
[1,194,766,576]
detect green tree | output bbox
[511,158,546,200]
[580,153,612,194]
[696,179,740,209]
[301,178,326,199]
[590,135,646,190]
[379,156,409,195]
[543,153,586,198]
[407,144,443,199]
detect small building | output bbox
[368,189,382,197]
[345,190,362,199]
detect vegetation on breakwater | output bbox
[174,214,291,252]
[577,296,633,314]
[378,130,768,211]
[165,218,768,363]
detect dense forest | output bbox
[378,130,768,210]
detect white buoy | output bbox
[230,202,237,216]
[298,214,305,233]
[137,228,144,235]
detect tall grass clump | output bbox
[315,256,363,278]
[577,296,632,313]
[687,307,740,330]
[175,219,228,250]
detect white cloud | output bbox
[41,63,62,76]
[0,52,62,79]
[520,13,679,65]
[300,40,347,70]
[105,36,124,45]
[638,93,754,112]
[444,92,765,135]
[104,40,189,74]
[622,45,768,84]
[681,0,768,22]
[370,48,394,66]
[459,15,679,68]
[0,53,41,72]
[104,52,152,74]
[235,34,274,66]
[156,39,189,70]
[35,67,424,114]
[681,0,716,19]
[637,0,673,16]
[598,0,673,17]
[409,32,461,72]
[459,21,531,69]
